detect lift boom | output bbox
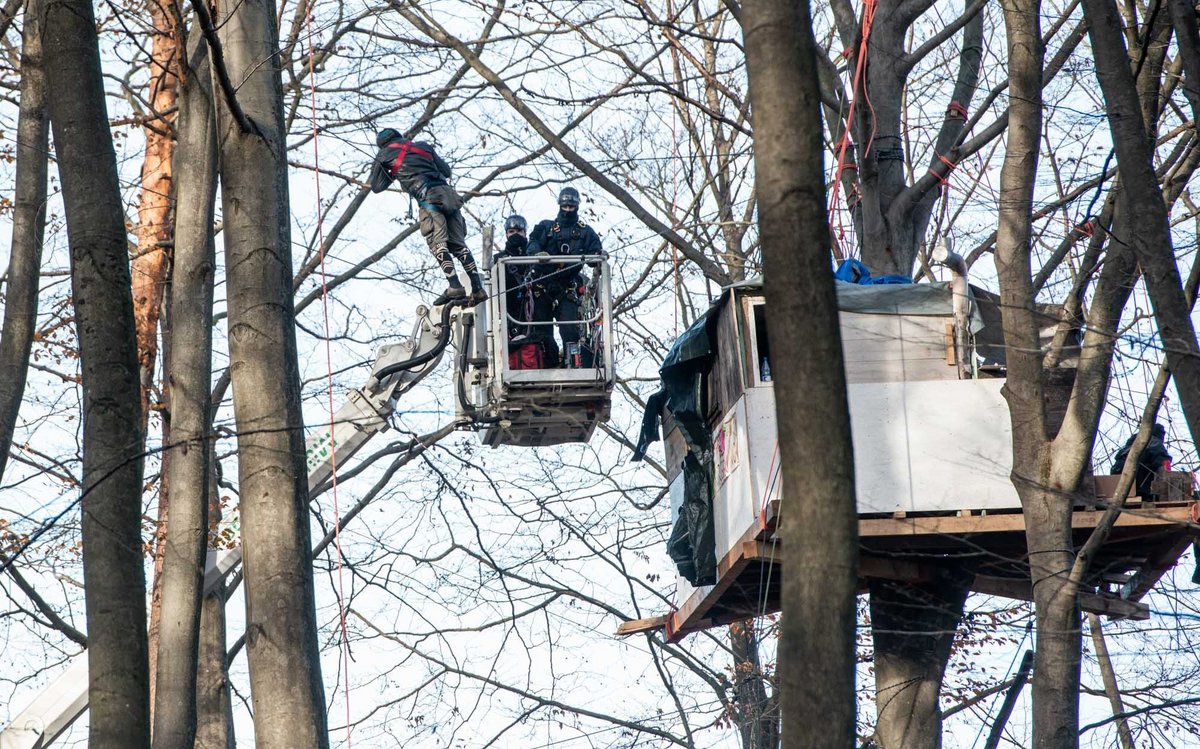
[0,301,465,749]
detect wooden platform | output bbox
[618,473,1198,641]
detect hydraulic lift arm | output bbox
[0,301,465,749]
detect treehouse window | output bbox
[749,301,771,384]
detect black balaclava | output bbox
[557,209,578,227]
[505,233,528,253]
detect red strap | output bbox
[388,140,435,176]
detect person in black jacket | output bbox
[527,187,602,367]
[493,214,558,365]
[369,128,485,305]
[1110,423,1172,499]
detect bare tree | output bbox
[0,0,48,482]
[211,0,329,742]
[42,0,150,744]
[151,16,219,748]
[743,2,858,748]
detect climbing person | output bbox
[369,128,486,306]
[1110,422,1172,500]
[528,186,602,367]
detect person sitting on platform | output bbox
[1109,423,1172,500]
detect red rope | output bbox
[305,4,353,743]
[828,0,879,260]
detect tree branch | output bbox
[189,0,259,136]
[388,0,733,286]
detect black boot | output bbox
[468,272,488,305]
[433,279,467,306]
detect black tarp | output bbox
[632,301,725,585]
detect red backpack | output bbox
[508,341,545,370]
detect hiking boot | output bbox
[468,273,488,305]
[433,284,467,306]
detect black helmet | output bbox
[558,187,581,208]
[505,214,528,233]
[376,127,402,147]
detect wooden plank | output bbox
[858,556,936,584]
[972,575,1149,619]
[711,297,744,418]
[615,616,667,636]
[859,504,1195,538]
[944,322,955,365]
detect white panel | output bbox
[733,379,1020,517]
[846,383,914,513]
[846,379,1019,513]
[744,387,781,523]
[901,379,1019,511]
[712,399,757,562]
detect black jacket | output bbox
[1111,429,1172,497]
[528,216,603,256]
[369,137,453,197]
[528,215,602,294]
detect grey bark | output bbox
[195,581,235,749]
[42,0,150,745]
[729,621,780,749]
[846,0,986,275]
[994,1,1085,747]
[1166,0,1200,117]
[1081,0,1200,449]
[0,0,47,483]
[152,23,219,749]
[869,569,973,749]
[1086,613,1135,749]
[212,0,329,743]
[742,2,858,749]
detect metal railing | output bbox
[488,253,614,382]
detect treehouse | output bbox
[622,269,1197,642]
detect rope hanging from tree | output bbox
[305,6,355,744]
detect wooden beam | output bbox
[859,504,1195,538]
[615,616,667,636]
[972,574,1149,620]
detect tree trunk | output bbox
[151,20,218,749]
[994,2,1086,745]
[1081,0,1200,447]
[213,0,330,742]
[730,620,780,749]
[195,581,235,749]
[743,2,859,749]
[0,0,48,482]
[1023,486,1082,749]
[133,0,179,417]
[42,0,150,745]
[869,570,974,749]
[140,0,181,709]
[1086,613,1135,749]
